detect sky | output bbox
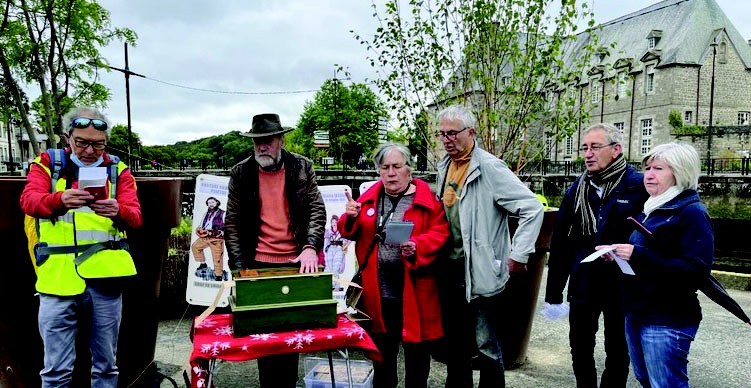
[94,0,750,146]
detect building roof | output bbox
[563,0,751,76]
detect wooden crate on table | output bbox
[231,267,337,336]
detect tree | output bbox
[0,0,135,155]
[354,0,599,172]
[107,124,140,159]
[297,76,389,167]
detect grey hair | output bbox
[61,106,111,137]
[436,104,478,131]
[372,142,413,173]
[583,123,623,145]
[642,142,701,191]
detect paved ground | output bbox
[153,267,751,387]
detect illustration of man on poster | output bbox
[192,196,227,281]
[324,214,351,291]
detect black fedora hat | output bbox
[240,113,294,138]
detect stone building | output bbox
[551,0,751,162]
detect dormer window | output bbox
[647,30,663,50]
[719,41,727,64]
[596,47,609,62]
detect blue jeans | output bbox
[38,286,123,388]
[625,315,698,388]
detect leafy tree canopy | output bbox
[297,76,389,167]
[354,0,599,171]
[0,0,135,155]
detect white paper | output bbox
[581,246,635,275]
[78,167,107,189]
[581,246,615,263]
[614,257,636,275]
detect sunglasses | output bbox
[70,117,108,131]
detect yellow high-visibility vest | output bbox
[31,153,137,296]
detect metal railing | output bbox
[518,158,751,177]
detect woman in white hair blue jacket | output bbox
[600,142,713,388]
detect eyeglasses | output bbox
[579,142,616,153]
[434,127,470,140]
[73,138,107,151]
[70,117,108,131]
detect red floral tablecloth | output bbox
[189,314,381,387]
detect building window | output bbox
[545,136,554,157]
[617,72,627,97]
[614,122,625,136]
[739,112,751,126]
[567,86,576,101]
[648,37,656,49]
[684,111,693,124]
[645,65,655,93]
[565,136,573,155]
[641,118,653,154]
[719,42,727,64]
[591,81,600,104]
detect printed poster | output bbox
[186,174,232,307]
[318,185,359,312]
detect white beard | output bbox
[255,154,280,168]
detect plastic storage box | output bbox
[303,357,373,388]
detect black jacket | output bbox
[224,150,326,269]
[545,165,649,305]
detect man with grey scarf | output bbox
[543,123,649,388]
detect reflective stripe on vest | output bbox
[33,156,136,296]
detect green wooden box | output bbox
[230,268,337,336]
[230,297,338,336]
[231,270,333,306]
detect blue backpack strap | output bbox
[108,155,120,199]
[47,149,66,193]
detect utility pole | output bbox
[88,43,145,167]
[707,38,718,168]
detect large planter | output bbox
[0,176,184,387]
[497,207,558,369]
[0,177,42,387]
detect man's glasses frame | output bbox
[73,138,107,151]
[579,142,616,153]
[435,127,470,140]
[70,117,108,131]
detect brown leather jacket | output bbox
[224,150,326,269]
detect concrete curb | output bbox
[713,270,751,291]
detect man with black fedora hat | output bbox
[224,113,326,387]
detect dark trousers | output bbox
[257,353,300,388]
[438,260,505,388]
[569,301,630,388]
[369,298,431,388]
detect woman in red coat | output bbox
[338,143,449,388]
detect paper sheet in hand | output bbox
[581,246,615,263]
[614,258,635,275]
[78,167,107,189]
[581,246,635,275]
[383,221,414,245]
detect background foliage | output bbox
[354,0,600,171]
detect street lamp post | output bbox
[88,42,144,167]
[707,39,718,168]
